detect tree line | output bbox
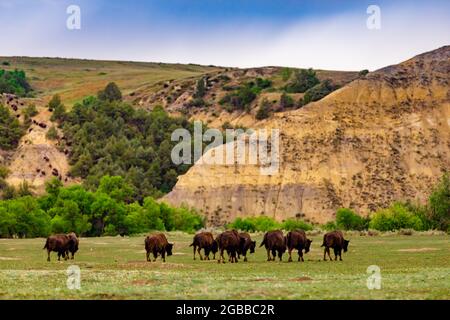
[0,176,204,238]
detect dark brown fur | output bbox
[238,232,256,262]
[260,230,286,261]
[216,230,241,264]
[43,234,77,262]
[190,232,218,260]
[321,231,350,261]
[145,233,173,262]
[286,230,312,262]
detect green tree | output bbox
[428,173,450,231]
[194,77,206,98]
[98,82,122,102]
[285,68,319,93]
[336,208,365,230]
[46,126,59,140]
[0,105,24,150]
[256,99,271,120]
[279,93,294,110]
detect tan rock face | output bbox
[164,46,450,226]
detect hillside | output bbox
[164,46,450,225]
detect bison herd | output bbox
[43,230,349,264]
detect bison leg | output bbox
[327,248,333,261]
[146,251,150,262]
[339,249,343,261]
[288,249,293,262]
[198,247,203,261]
[47,250,51,262]
[266,249,271,261]
[277,250,283,262]
[298,250,304,262]
[153,250,158,262]
[193,245,196,260]
[271,249,277,261]
[162,250,166,263]
[323,247,327,261]
[333,248,339,261]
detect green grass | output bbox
[0,233,448,299]
[0,56,221,105]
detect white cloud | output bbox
[1,3,449,70]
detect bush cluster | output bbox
[0,69,32,97]
[0,176,204,238]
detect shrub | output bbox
[0,105,24,150]
[0,69,32,96]
[255,99,271,120]
[98,82,122,102]
[255,78,272,89]
[227,216,280,232]
[303,79,338,105]
[336,208,366,230]
[359,69,369,77]
[1,61,10,66]
[322,221,337,231]
[428,173,450,232]
[46,126,58,140]
[280,68,292,81]
[22,104,38,118]
[194,78,206,98]
[188,97,206,108]
[285,68,319,93]
[369,202,424,231]
[280,218,313,231]
[279,93,294,110]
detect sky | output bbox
[1,0,449,71]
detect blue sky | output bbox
[1,0,449,70]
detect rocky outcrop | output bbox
[164,46,450,226]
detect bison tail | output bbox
[43,238,49,250]
[259,234,267,248]
[189,243,194,247]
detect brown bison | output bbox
[321,231,350,261]
[216,230,241,263]
[260,230,287,261]
[237,232,256,262]
[43,234,78,262]
[65,232,79,260]
[145,233,173,262]
[190,232,218,260]
[286,230,312,262]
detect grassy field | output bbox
[0,56,220,105]
[0,233,449,300]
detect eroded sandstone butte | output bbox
[164,46,450,226]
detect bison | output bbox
[321,231,350,261]
[65,232,79,260]
[286,230,312,262]
[216,230,241,264]
[43,234,78,262]
[190,232,218,260]
[237,232,256,262]
[145,233,173,262]
[260,230,286,261]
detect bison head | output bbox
[166,243,174,256]
[249,241,256,254]
[305,239,312,253]
[343,239,350,252]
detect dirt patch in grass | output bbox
[397,248,439,252]
[291,276,313,282]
